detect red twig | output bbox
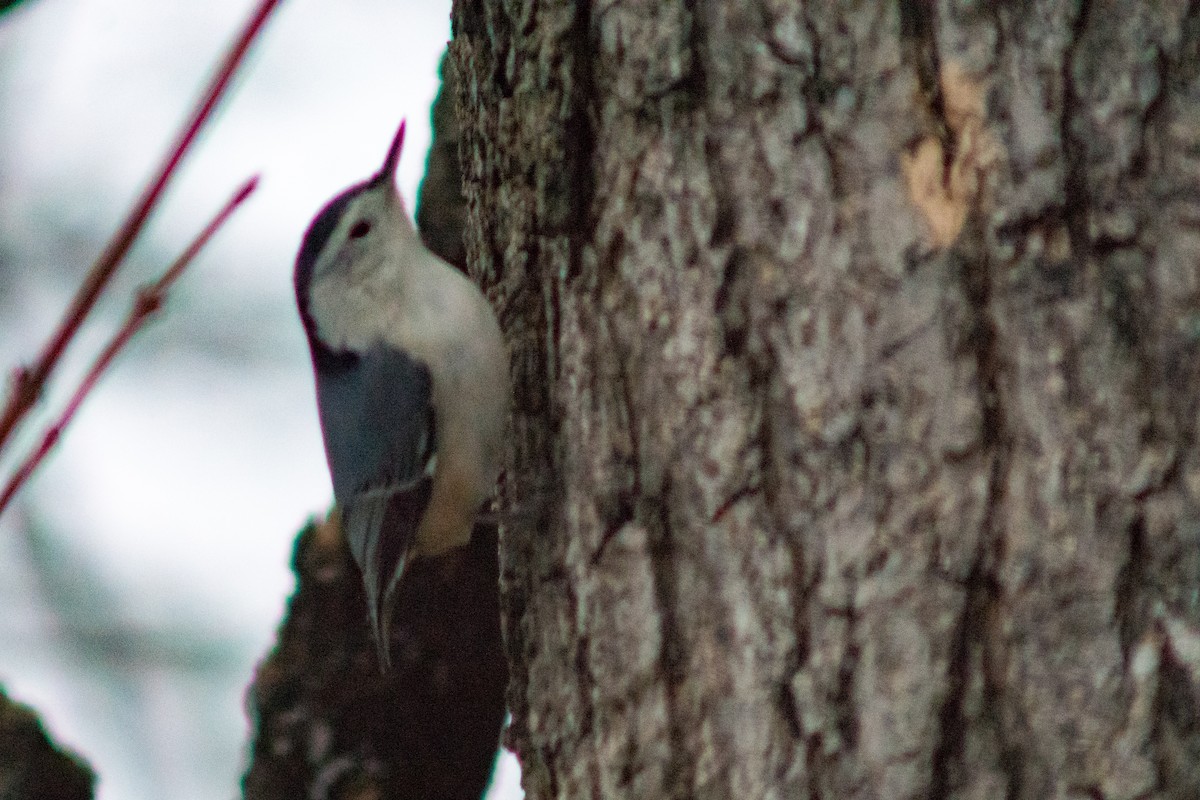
[0,176,259,518]
[0,0,282,458]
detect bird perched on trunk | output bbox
[293,119,508,669]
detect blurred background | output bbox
[0,0,520,797]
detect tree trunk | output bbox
[451,1,1200,798]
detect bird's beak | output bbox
[373,117,406,191]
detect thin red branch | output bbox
[0,176,259,518]
[0,0,282,458]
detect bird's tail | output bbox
[342,477,431,671]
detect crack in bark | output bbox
[683,0,710,109]
[647,484,693,800]
[566,0,596,285]
[588,330,642,569]
[1115,513,1150,664]
[1129,46,1170,183]
[797,8,847,203]
[600,313,695,796]
[544,240,562,414]
[572,622,604,800]
[775,679,803,741]
[929,433,1018,799]
[750,356,819,767]
[1158,643,1200,780]
[1060,0,1094,265]
[712,248,748,356]
[927,213,1014,795]
[927,538,989,800]
[1184,0,1200,79]
[832,586,861,751]
[898,0,952,169]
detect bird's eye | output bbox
[349,220,372,239]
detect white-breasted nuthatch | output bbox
[293,119,508,669]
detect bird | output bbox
[293,118,508,669]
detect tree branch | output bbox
[0,176,259,517]
[0,0,282,457]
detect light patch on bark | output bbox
[902,62,1001,248]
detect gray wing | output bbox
[315,343,433,504]
[314,342,435,668]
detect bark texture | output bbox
[417,52,470,273]
[451,1,1200,799]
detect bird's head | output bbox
[294,119,413,310]
[294,119,418,356]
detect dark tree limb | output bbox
[0,685,95,800]
[242,517,507,800]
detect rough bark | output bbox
[417,52,470,273]
[0,685,95,800]
[451,1,1200,799]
